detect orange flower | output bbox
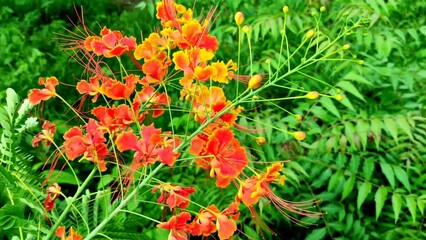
[102,74,138,100]
[134,33,169,61]
[44,183,61,211]
[92,104,145,133]
[63,119,108,171]
[140,59,170,85]
[191,202,240,239]
[157,212,193,240]
[152,183,196,209]
[84,27,136,58]
[28,77,59,105]
[115,125,180,167]
[55,226,82,240]
[76,76,102,102]
[134,86,170,118]
[32,120,56,147]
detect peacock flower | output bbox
[152,183,196,209]
[28,77,59,105]
[32,120,56,147]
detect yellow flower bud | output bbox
[320,6,326,12]
[295,114,303,121]
[265,58,271,64]
[248,74,262,89]
[256,136,266,146]
[358,60,364,65]
[234,12,244,26]
[335,94,344,101]
[306,91,319,99]
[343,44,350,50]
[252,95,260,100]
[283,6,289,13]
[243,25,250,34]
[306,30,315,39]
[293,131,306,141]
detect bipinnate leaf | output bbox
[392,193,402,223]
[374,186,388,219]
[357,181,372,210]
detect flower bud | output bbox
[306,30,315,39]
[256,137,266,146]
[243,25,250,34]
[335,94,344,101]
[358,60,364,65]
[295,114,303,121]
[320,6,326,12]
[248,74,262,89]
[343,44,350,50]
[293,131,306,141]
[306,91,319,99]
[283,6,289,13]
[234,12,244,26]
[265,58,270,64]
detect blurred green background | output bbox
[0,0,425,239]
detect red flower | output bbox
[92,104,145,133]
[102,74,138,100]
[32,120,56,147]
[76,76,102,102]
[157,212,192,240]
[63,119,108,171]
[84,27,136,58]
[44,183,61,211]
[55,226,82,240]
[134,86,170,118]
[194,127,248,188]
[152,183,196,209]
[28,77,59,105]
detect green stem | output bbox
[44,168,97,240]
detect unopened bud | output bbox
[335,94,344,101]
[343,44,350,50]
[243,25,250,34]
[306,91,319,99]
[320,6,326,12]
[306,30,315,39]
[256,136,266,146]
[283,6,289,13]
[311,11,317,17]
[358,60,364,65]
[252,95,260,100]
[234,12,244,26]
[248,74,262,89]
[295,114,303,121]
[265,58,270,64]
[293,131,306,141]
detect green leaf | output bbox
[383,117,398,143]
[356,120,369,149]
[306,228,327,240]
[328,171,343,191]
[370,118,382,148]
[417,196,425,215]
[342,71,372,85]
[320,97,341,119]
[375,186,388,219]
[341,175,356,200]
[395,115,413,140]
[337,81,365,101]
[380,162,395,189]
[392,193,402,223]
[362,158,375,180]
[5,88,19,117]
[392,166,411,192]
[406,195,416,223]
[357,181,372,210]
[287,161,309,178]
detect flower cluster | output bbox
[28,0,320,239]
